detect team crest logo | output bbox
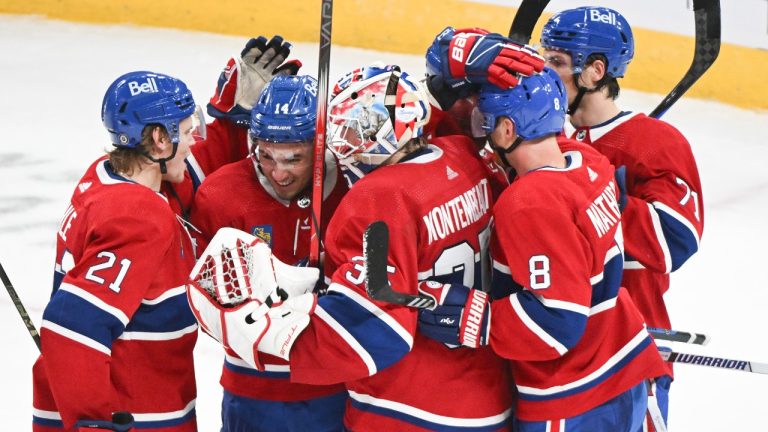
[251,225,273,246]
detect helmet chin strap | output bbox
[488,135,523,168]
[142,141,179,175]
[568,72,601,116]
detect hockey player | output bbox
[160,35,300,220]
[187,35,547,430]
[540,7,705,428]
[416,68,670,431]
[188,74,349,432]
[33,71,200,431]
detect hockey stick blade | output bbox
[648,327,710,345]
[507,0,550,44]
[363,221,435,309]
[0,261,41,351]
[659,349,768,375]
[649,0,720,118]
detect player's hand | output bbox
[208,35,302,126]
[417,281,490,348]
[426,26,544,91]
[615,165,628,212]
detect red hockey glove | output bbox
[417,281,491,348]
[426,26,545,91]
[208,35,302,126]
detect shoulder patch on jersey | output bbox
[446,165,458,180]
[251,225,273,247]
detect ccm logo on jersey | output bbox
[128,77,159,96]
[590,9,618,25]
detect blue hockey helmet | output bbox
[541,7,634,78]
[327,64,430,179]
[102,71,196,148]
[478,67,566,141]
[249,75,318,143]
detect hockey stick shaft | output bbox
[507,0,550,44]
[648,327,710,345]
[309,0,333,267]
[659,349,768,375]
[649,0,720,118]
[0,261,41,351]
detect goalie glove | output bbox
[186,279,316,370]
[417,281,491,348]
[208,35,302,125]
[425,26,544,97]
[188,227,319,307]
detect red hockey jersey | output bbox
[185,118,249,188]
[33,158,198,431]
[189,151,348,401]
[570,112,704,335]
[290,136,513,432]
[489,139,669,421]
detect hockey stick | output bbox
[364,221,436,309]
[507,0,550,44]
[649,0,721,118]
[659,348,768,375]
[308,0,334,267]
[0,261,41,351]
[648,327,710,345]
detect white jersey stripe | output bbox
[33,409,61,420]
[225,353,290,372]
[42,319,111,355]
[510,295,569,356]
[348,390,511,427]
[133,399,196,422]
[141,286,187,305]
[647,202,673,273]
[118,323,198,341]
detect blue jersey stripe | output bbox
[518,336,653,401]
[516,291,588,350]
[223,358,290,379]
[657,210,700,271]
[319,291,411,372]
[125,292,196,333]
[42,289,125,349]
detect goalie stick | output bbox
[659,348,768,375]
[649,0,721,118]
[364,221,435,309]
[507,0,550,44]
[308,0,334,267]
[0,261,41,351]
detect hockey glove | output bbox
[417,281,490,348]
[75,412,134,431]
[426,27,544,93]
[189,227,319,307]
[208,35,302,125]
[188,280,316,370]
[615,165,628,212]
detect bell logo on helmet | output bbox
[128,77,159,96]
[589,9,617,26]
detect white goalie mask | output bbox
[327,64,431,182]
